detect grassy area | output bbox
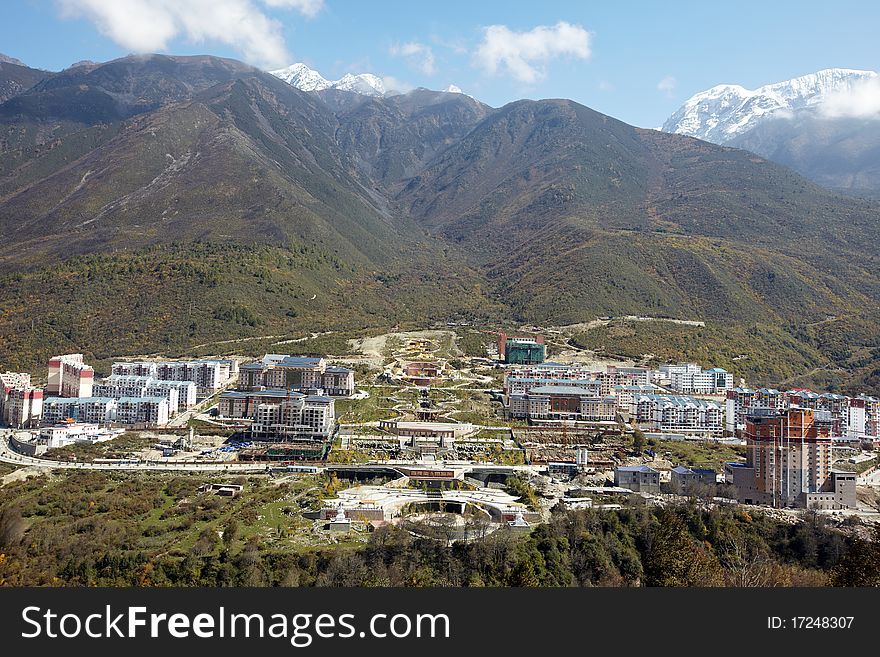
[335,392,399,424]
[0,462,20,477]
[833,455,880,474]
[0,469,369,585]
[42,432,157,463]
[650,438,746,471]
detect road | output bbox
[0,433,268,473]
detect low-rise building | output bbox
[670,465,718,495]
[614,465,661,493]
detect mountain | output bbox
[0,53,26,66]
[0,59,50,104]
[0,54,879,393]
[662,69,880,195]
[271,62,386,96]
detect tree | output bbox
[644,511,724,587]
[830,527,880,587]
[632,429,647,455]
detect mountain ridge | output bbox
[1,53,879,393]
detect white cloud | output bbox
[657,75,676,97]
[474,21,592,84]
[381,75,414,95]
[262,0,323,17]
[57,0,322,69]
[820,76,880,119]
[389,41,436,76]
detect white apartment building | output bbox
[632,393,723,437]
[93,374,195,414]
[42,397,117,425]
[112,360,233,395]
[115,397,170,426]
[46,354,94,398]
[250,394,335,441]
[658,363,733,395]
[1,372,43,427]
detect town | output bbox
[2,325,879,540]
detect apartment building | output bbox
[249,394,335,441]
[42,397,117,425]
[508,385,617,422]
[728,408,854,509]
[115,397,170,426]
[497,333,546,365]
[598,366,651,395]
[505,376,601,397]
[657,363,733,395]
[46,354,94,398]
[1,372,43,427]
[111,359,234,395]
[632,393,723,437]
[238,354,354,396]
[725,387,786,433]
[42,395,170,426]
[93,374,196,414]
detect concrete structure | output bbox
[614,465,661,493]
[728,408,855,509]
[632,394,723,437]
[379,420,474,451]
[93,375,196,414]
[46,354,94,398]
[115,397,170,426]
[41,395,169,426]
[670,465,718,495]
[249,394,335,441]
[498,333,545,365]
[725,387,786,434]
[658,363,733,395]
[1,372,43,428]
[38,423,122,449]
[508,386,617,422]
[238,354,354,396]
[42,397,117,425]
[112,359,234,396]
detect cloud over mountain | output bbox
[57,0,321,68]
[474,21,591,83]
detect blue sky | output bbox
[2,0,879,127]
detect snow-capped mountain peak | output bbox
[270,62,332,92]
[333,72,385,96]
[662,68,879,143]
[270,63,386,97]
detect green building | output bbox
[504,339,546,364]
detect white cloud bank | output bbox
[389,41,436,76]
[474,21,591,84]
[57,0,324,69]
[820,76,880,119]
